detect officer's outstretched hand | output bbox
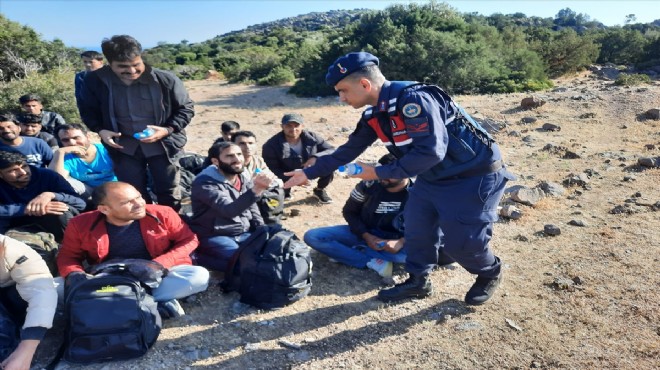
[283,169,309,189]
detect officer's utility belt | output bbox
[449,159,503,179]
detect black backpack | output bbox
[177,151,206,199]
[62,274,161,364]
[222,225,313,310]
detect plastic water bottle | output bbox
[338,163,363,175]
[133,128,154,139]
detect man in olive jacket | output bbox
[78,34,194,211]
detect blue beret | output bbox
[325,52,379,86]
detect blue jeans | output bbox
[151,265,209,301]
[303,225,406,268]
[195,233,253,272]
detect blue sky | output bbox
[1,1,657,49]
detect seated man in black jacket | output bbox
[189,141,277,271]
[0,150,85,242]
[262,113,335,204]
[303,154,410,278]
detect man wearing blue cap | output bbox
[284,51,514,305]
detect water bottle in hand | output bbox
[338,163,363,175]
[133,128,154,139]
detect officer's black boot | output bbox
[377,274,432,302]
[464,272,502,305]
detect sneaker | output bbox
[313,188,333,204]
[377,274,433,302]
[464,272,502,306]
[367,258,393,278]
[157,299,185,319]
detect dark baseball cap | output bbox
[325,52,379,86]
[281,113,304,125]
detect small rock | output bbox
[552,277,575,291]
[520,97,546,110]
[520,117,537,124]
[318,117,328,123]
[579,112,596,119]
[499,205,523,220]
[572,276,585,285]
[542,123,561,131]
[638,157,660,167]
[645,108,660,120]
[505,318,523,331]
[508,130,521,137]
[543,224,561,236]
[539,181,565,197]
[623,175,636,182]
[510,187,545,206]
[455,321,483,331]
[514,234,529,242]
[568,219,587,227]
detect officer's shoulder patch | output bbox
[16,255,28,264]
[402,103,422,118]
[404,117,430,137]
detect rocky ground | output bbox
[40,72,659,369]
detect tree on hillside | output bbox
[595,27,649,64]
[0,15,78,81]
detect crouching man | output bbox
[56,181,209,318]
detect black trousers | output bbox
[113,150,181,211]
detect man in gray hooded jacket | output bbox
[78,35,194,211]
[189,141,275,271]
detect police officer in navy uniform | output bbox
[284,52,515,305]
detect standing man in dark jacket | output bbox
[78,35,194,211]
[262,113,335,203]
[285,52,514,306]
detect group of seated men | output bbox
[0,110,415,369]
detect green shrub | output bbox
[614,73,651,86]
[0,68,79,123]
[257,66,295,86]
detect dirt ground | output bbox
[44,73,659,369]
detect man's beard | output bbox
[218,161,244,175]
[381,178,405,188]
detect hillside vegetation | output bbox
[1,1,660,121]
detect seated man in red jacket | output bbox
[56,181,209,318]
